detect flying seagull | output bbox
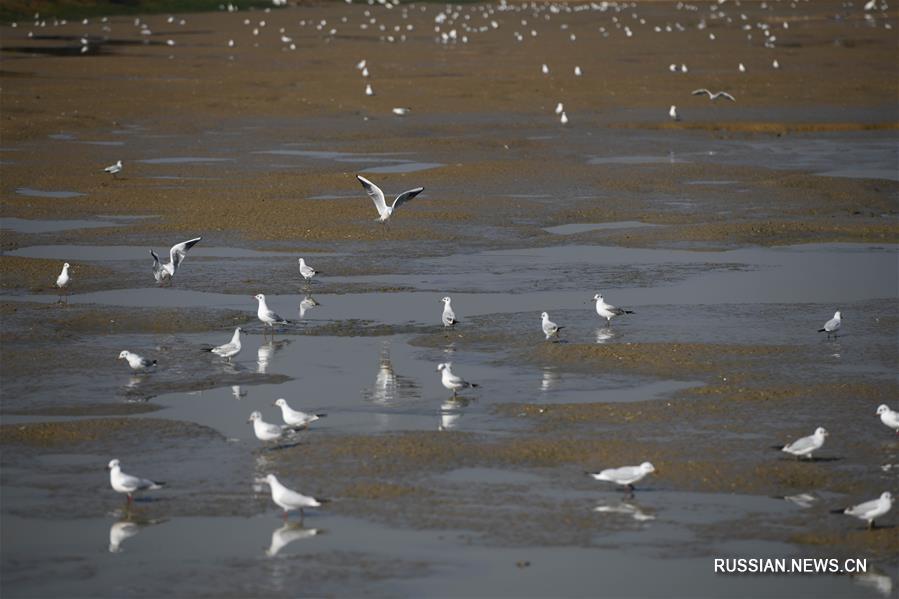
[691,89,736,102]
[355,175,424,222]
[150,237,202,284]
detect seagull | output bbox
[55,262,71,302]
[254,293,290,333]
[772,59,780,69]
[541,311,563,340]
[104,160,123,177]
[256,473,328,519]
[355,175,424,222]
[691,89,736,102]
[273,398,326,429]
[588,462,656,491]
[574,65,582,76]
[266,522,321,556]
[437,363,478,397]
[365,83,374,96]
[118,350,157,371]
[876,404,899,434]
[669,105,680,121]
[780,427,829,459]
[297,258,319,283]
[836,492,893,529]
[560,111,569,125]
[150,237,202,284]
[106,459,164,502]
[392,107,411,116]
[555,102,564,115]
[818,310,841,338]
[440,296,457,328]
[541,63,549,75]
[592,293,634,324]
[355,58,366,70]
[361,66,370,77]
[247,411,302,443]
[738,62,746,73]
[203,327,243,360]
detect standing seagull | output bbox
[256,474,328,520]
[876,404,899,434]
[592,293,634,324]
[669,105,680,121]
[106,459,164,503]
[355,175,424,222]
[818,311,841,338]
[440,296,457,329]
[150,237,202,284]
[297,258,319,284]
[588,462,656,492]
[247,411,302,443]
[55,262,71,303]
[541,311,563,340]
[203,327,243,360]
[118,350,157,371]
[780,427,829,459]
[691,89,736,102]
[254,293,290,335]
[437,363,478,397]
[273,398,326,429]
[836,492,893,529]
[104,160,123,177]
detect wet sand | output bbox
[2,1,899,597]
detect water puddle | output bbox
[5,245,318,261]
[253,150,408,163]
[588,155,684,165]
[0,218,120,234]
[14,187,85,199]
[79,140,126,146]
[544,221,659,235]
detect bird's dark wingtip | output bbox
[317,414,328,418]
[829,508,846,515]
[817,328,826,332]
[770,444,785,451]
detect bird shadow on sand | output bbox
[266,441,304,452]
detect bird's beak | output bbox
[246,417,253,423]
[271,402,277,407]
[105,465,111,471]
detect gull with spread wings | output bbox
[355,175,424,222]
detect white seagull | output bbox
[150,237,202,284]
[738,63,747,73]
[589,462,656,491]
[541,63,549,75]
[273,398,326,429]
[592,293,634,324]
[298,258,319,283]
[254,293,290,333]
[392,107,411,116]
[256,473,327,519]
[118,350,157,371]
[838,492,893,529]
[440,296,457,328]
[355,175,424,222]
[365,83,374,96]
[437,362,478,397]
[560,111,569,125]
[876,404,899,434]
[56,262,71,302]
[541,311,563,340]
[691,89,736,102]
[669,105,680,121]
[204,327,243,360]
[818,310,841,337]
[247,411,302,443]
[780,427,829,459]
[104,160,123,177]
[107,459,164,501]
[555,102,564,115]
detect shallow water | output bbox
[14,187,85,198]
[544,221,659,235]
[0,218,119,234]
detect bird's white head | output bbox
[593,293,603,302]
[815,427,829,437]
[236,327,244,334]
[274,398,286,408]
[63,262,70,269]
[117,351,129,360]
[254,294,265,302]
[882,492,893,502]
[876,404,890,415]
[541,311,549,320]
[106,459,120,471]
[441,296,451,304]
[265,473,278,484]
[436,363,449,372]
[298,258,306,266]
[247,411,262,422]
[834,311,841,319]
[641,462,656,473]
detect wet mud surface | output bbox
[2,0,898,597]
